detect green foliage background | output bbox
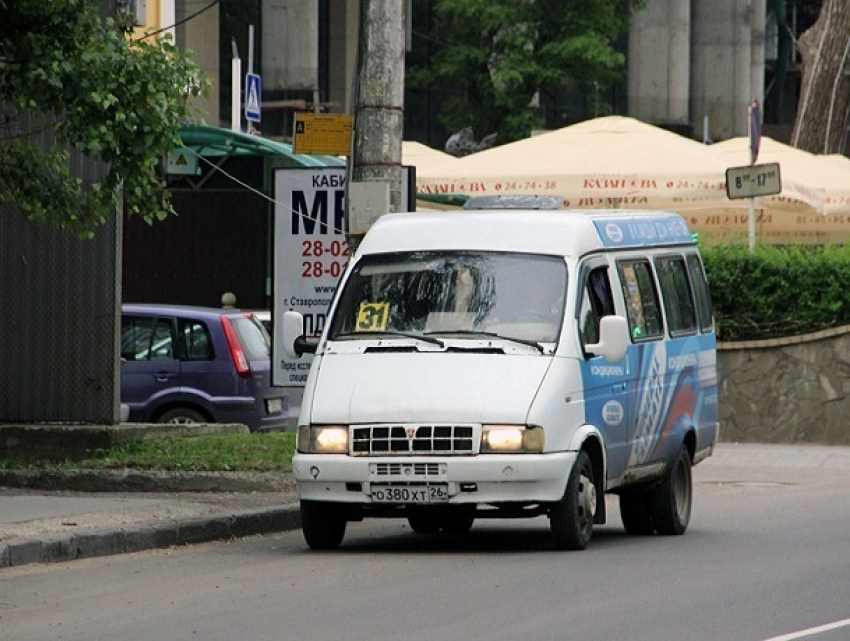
[408,0,643,144]
[702,243,850,341]
[0,0,207,237]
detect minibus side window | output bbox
[616,259,663,341]
[655,256,697,336]
[686,253,714,333]
[578,267,615,352]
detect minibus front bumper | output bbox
[292,451,577,505]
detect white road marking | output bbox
[764,618,850,641]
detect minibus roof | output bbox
[357,209,695,257]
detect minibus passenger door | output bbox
[615,258,667,470]
[577,262,630,480]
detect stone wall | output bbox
[718,326,850,445]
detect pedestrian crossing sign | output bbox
[245,73,262,122]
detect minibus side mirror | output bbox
[585,315,629,363]
[281,310,318,358]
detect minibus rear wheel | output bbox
[301,500,346,549]
[650,446,693,535]
[550,450,595,550]
[619,489,655,535]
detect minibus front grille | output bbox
[372,462,444,476]
[352,425,475,455]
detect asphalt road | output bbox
[2,446,849,641]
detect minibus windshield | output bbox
[328,251,567,344]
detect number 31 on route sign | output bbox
[725,162,782,199]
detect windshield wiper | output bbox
[333,331,445,347]
[424,330,545,354]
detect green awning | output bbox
[178,123,345,167]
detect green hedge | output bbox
[701,243,850,341]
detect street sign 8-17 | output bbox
[725,162,782,199]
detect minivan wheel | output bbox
[301,500,347,550]
[157,407,207,424]
[550,450,595,550]
[649,446,693,536]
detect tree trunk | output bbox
[790,0,850,154]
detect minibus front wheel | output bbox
[550,450,595,550]
[301,500,347,550]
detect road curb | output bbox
[0,504,301,569]
[0,469,295,493]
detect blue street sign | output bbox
[245,73,262,122]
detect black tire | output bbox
[408,507,475,535]
[440,512,475,535]
[649,446,693,536]
[408,512,440,534]
[300,500,347,550]
[157,407,207,424]
[550,450,596,550]
[618,489,656,535]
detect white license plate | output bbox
[266,398,282,414]
[371,485,449,504]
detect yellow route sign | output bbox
[292,113,353,156]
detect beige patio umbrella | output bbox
[710,137,850,216]
[416,116,732,210]
[417,117,848,244]
[822,153,850,172]
[701,137,850,244]
[403,141,457,173]
[403,142,461,212]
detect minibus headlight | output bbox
[481,426,545,453]
[297,425,349,454]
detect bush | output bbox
[701,243,850,341]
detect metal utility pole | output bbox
[347,0,406,248]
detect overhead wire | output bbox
[181,145,347,235]
[136,0,222,41]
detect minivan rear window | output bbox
[230,316,271,359]
[179,319,214,361]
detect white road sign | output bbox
[726,162,781,199]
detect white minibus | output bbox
[282,209,718,550]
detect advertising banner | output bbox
[272,168,348,387]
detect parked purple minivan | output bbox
[121,304,287,432]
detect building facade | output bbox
[136,0,820,146]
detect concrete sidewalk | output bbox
[0,474,301,569]
[3,443,850,569]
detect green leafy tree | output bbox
[0,0,207,237]
[409,0,643,145]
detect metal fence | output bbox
[0,115,122,424]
